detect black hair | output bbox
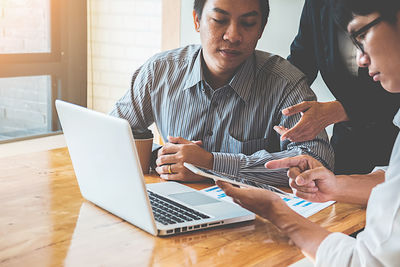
[193,0,270,27]
[334,0,400,28]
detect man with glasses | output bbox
[218,0,400,265]
[273,0,400,175]
[349,17,383,54]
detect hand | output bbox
[274,101,348,142]
[265,155,338,202]
[155,136,213,182]
[216,181,283,219]
[218,180,331,260]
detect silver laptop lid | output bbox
[55,100,157,235]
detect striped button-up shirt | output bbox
[110,45,334,187]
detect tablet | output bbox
[183,162,290,197]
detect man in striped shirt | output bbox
[110,0,334,187]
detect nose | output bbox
[356,49,371,68]
[223,23,242,44]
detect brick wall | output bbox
[0,0,50,54]
[88,0,162,113]
[0,76,50,140]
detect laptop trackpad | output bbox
[169,192,220,206]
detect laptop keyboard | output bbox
[147,190,210,225]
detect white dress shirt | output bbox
[315,108,400,266]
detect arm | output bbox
[217,155,386,262]
[266,155,385,206]
[287,0,319,85]
[290,1,400,129]
[217,181,331,260]
[331,171,384,206]
[218,167,395,264]
[109,60,162,163]
[109,64,155,133]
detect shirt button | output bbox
[207,130,213,136]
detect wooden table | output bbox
[0,148,366,266]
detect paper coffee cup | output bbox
[133,131,154,174]
[134,138,153,174]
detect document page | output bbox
[201,185,335,218]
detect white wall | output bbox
[180,0,334,135]
[88,0,162,113]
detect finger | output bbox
[265,156,307,169]
[160,173,185,181]
[294,191,319,202]
[158,143,181,156]
[280,117,311,142]
[296,167,328,186]
[168,136,191,144]
[304,180,316,187]
[218,181,246,198]
[290,178,314,191]
[192,140,203,146]
[155,164,179,175]
[156,154,178,166]
[287,167,302,179]
[289,178,296,189]
[273,125,289,136]
[216,180,226,187]
[282,102,311,116]
[216,180,234,191]
[291,183,318,193]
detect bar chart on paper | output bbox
[201,186,335,218]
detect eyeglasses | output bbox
[350,16,383,54]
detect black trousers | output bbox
[331,122,399,175]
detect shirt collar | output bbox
[393,108,400,128]
[228,53,255,103]
[183,49,256,103]
[182,49,205,90]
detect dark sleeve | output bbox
[287,0,319,85]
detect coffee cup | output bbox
[133,131,153,174]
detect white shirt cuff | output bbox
[372,166,388,173]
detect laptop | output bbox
[55,100,255,236]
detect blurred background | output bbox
[0,0,333,145]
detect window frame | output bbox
[0,0,87,144]
[0,0,61,65]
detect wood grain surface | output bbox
[0,148,366,266]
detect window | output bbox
[0,0,87,143]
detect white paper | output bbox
[201,185,335,218]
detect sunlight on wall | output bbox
[87,0,162,113]
[0,0,50,54]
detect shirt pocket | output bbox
[225,134,268,155]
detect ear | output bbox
[193,10,200,32]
